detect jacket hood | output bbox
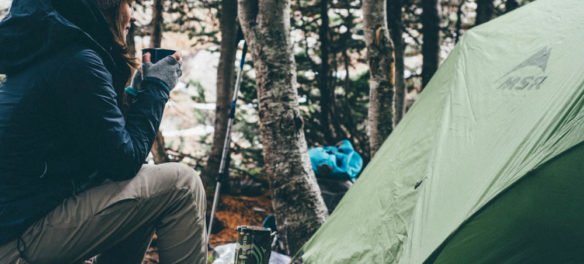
[0,0,117,74]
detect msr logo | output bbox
[497,47,551,90]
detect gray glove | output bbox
[132,55,182,91]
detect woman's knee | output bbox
[171,163,205,195]
[135,163,205,198]
[161,163,206,216]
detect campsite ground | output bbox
[142,193,273,264]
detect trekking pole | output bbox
[207,40,248,240]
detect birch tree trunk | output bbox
[238,0,328,255]
[202,0,238,187]
[421,0,440,89]
[149,0,169,164]
[364,0,395,157]
[476,0,494,25]
[387,0,405,127]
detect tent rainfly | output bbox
[296,0,584,263]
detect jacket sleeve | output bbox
[58,48,169,181]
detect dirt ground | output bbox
[142,193,273,264]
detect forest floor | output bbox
[142,192,273,264]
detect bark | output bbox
[150,0,164,48]
[238,0,328,255]
[127,21,137,57]
[476,0,494,25]
[387,0,405,127]
[202,0,239,186]
[421,0,440,89]
[149,0,169,163]
[505,0,519,13]
[319,0,334,144]
[151,130,168,163]
[327,30,346,141]
[364,0,395,157]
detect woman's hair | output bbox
[96,0,139,70]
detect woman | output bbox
[0,0,206,263]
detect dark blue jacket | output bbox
[0,0,170,244]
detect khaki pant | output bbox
[0,163,207,264]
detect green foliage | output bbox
[131,0,219,48]
[230,68,265,180]
[187,80,207,103]
[238,67,258,105]
[130,0,535,182]
[291,0,371,160]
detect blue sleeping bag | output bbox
[308,139,363,182]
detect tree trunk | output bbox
[127,21,137,57]
[150,0,164,48]
[151,130,168,163]
[476,0,494,25]
[454,0,464,44]
[421,0,440,89]
[506,0,519,13]
[319,0,334,144]
[364,0,395,157]
[202,0,239,187]
[238,0,328,255]
[149,0,169,164]
[387,0,405,127]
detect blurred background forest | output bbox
[27,0,535,184]
[0,0,536,261]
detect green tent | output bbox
[298,0,584,263]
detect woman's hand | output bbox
[131,52,182,91]
[142,52,182,91]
